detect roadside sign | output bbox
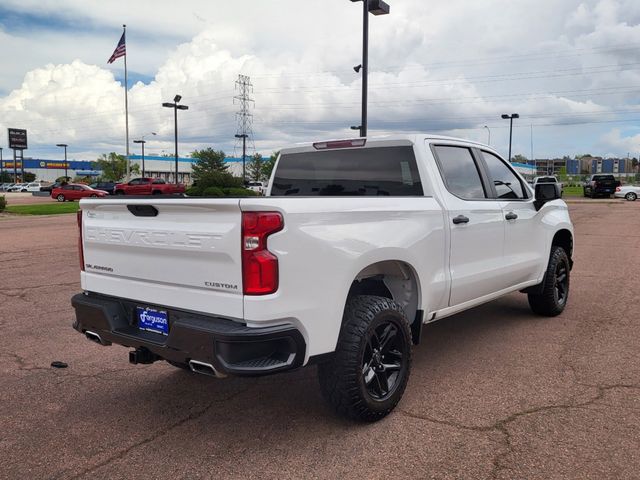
[8,128,28,149]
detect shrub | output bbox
[202,186,225,197]
[197,171,243,190]
[223,187,258,197]
[185,186,203,197]
[0,195,5,212]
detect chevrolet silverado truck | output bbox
[114,177,186,196]
[71,135,574,421]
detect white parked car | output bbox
[24,181,48,192]
[246,181,266,195]
[533,176,563,197]
[615,185,640,201]
[7,183,29,192]
[71,134,574,421]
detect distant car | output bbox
[114,177,186,195]
[7,183,29,192]
[40,181,65,193]
[246,181,266,195]
[533,176,563,197]
[583,174,621,198]
[51,184,108,202]
[0,183,15,191]
[89,181,116,195]
[615,185,640,201]
[24,181,48,192]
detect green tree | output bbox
[262,151,279,180]
[191,148,228,181]
[512,154,528,163]
[23,172,36,182]
[93,153,138,181]
[0,171,13,182]
[247,153,265,181]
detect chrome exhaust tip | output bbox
[188,359,226,378]
[85,330,109,346]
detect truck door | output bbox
[479,150,546,286]
[430,144,506,306]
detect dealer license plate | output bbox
[137,307,169,335]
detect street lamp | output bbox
[133,132,156,177]
[162,95,188,183]
[501,113,519,162]
[56,143,68,179]
[0,147,3,181]
[350,0,390,137]
[235,134,248,183]
[484,125,491,146]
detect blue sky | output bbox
[1,0,640,161]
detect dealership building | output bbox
[1,155,247,183]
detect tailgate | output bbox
[79,198,243,319]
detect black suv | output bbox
[89,182,116,195]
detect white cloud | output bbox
[1,0,640,161]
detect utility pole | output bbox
[234,74,255,184]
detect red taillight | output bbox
[242,211,283,295]
[616,186,621,192]
[77,210,85,271]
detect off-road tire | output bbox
[528,246,570,317]
[318,295,412,422]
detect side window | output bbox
[433,146,486,199]
[129,179,141,185]
[481,151,526,199]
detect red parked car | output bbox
[114,177,186,195]
[52,184,108,202]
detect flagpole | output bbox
[123,24,130,180]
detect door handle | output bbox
[505,212,518,221]
[452,215,470,225]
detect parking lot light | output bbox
[501,114,519,162]
[56,143,68,179]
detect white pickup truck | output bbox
[72,135,574,421]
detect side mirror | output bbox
[534,183,561,211]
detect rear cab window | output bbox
[270,146,423,196]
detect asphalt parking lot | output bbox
[1,202,639,479]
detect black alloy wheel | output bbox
[554,260,569,308]
[362,321,408,401]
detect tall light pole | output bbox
[56,143,68,179]
[235,134,248,183]
[0,147,3,181]
[162,95,188,183]
[501,113,519,162]
[133,132,156,177]
[484,125,491,145]
[133,140,147,177]
[350,0,390,137]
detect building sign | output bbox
[40,161,69,169]
[8,128,28,149]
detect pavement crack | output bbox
[60,384,255,480]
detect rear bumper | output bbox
[71,292,306,377]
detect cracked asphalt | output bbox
[1,202,639,480]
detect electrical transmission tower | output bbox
[234,74,255,183]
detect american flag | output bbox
[107,32,126,64]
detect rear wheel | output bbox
[56,194,65,202]
[318,295,412,422]
[90,194,98,198]
[115,190,125,195]
[528,246,570,317]
[626,192,637,201]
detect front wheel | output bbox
[56,194,65,202]
[90,194,98,198]
[318,295,412,422]
[626,192,637,201]
[528,246,570,316]
[115,190,125,195]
